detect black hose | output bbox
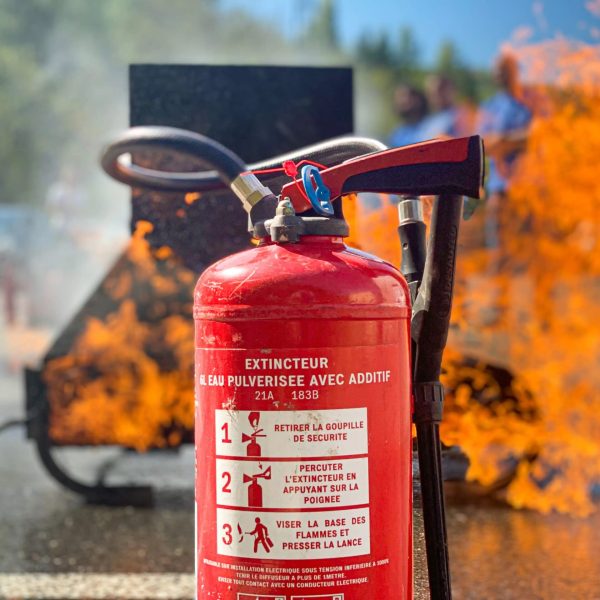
[250,136,386,171]
[101,126,248,190]
[101,126,386,193]
[413,194,463,384]
[412,194,463,600]
[415,420,451,599]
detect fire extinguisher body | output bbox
[194,235,413,599]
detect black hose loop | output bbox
[101,126,247,190]
[101,127,387,193]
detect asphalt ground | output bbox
[1,370,600,599]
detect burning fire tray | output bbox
[24,65,354,506]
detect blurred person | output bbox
[0,240,18,327]
[418,74,470,139]
[388,83,429,147]
[45,165,87,232]
[478,52,532,248]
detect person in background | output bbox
[388,84,429,147]
[46,165,86,233]
[0,241,18,327]
[478,52,532,248]
[418,74,469,140]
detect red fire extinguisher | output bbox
[102,128,484,600]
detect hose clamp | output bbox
[413,381,445,425]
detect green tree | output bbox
[434,40,478,101]
[356,32,395,67]
[300,0,340,51]
[0,0,64,202]
[396,26,420,76]
[435,40,462,74]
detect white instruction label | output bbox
[215,408,370,561]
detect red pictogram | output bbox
[241,411,266,457]
[242,465,272,507]
[246,517,274,553]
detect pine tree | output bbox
[301,0,340,51]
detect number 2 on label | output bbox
[221,471,232,493]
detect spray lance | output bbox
[101,126,484,600]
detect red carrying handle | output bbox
[280,136,485,213]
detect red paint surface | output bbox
[195,236,413,599]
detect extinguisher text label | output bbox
[199,371,392,388]
[244,357,330,370]
[196,342,413,597]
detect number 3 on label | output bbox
[222,523,233,545]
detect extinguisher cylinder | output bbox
[194,234,414,599]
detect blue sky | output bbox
[220,0,598,68]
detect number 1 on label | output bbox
[221,422,232,443]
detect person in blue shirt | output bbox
[419,74,466,140]
[388,84,429,147]
[478,53,532,248]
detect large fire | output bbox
[349,39,600,516]
[43,40,599,515]
[44,221,196,450]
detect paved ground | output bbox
[1,369,600,599]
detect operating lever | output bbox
[280,136,484,213]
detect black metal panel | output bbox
[129,65,353,160]
[129,65,353,271]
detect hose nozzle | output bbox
[230,173,274,213]
[398,197,424,225]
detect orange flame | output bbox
[44,221,196,450]
[185,192,202,205]
[44,40,600,513]
[348,40,600,516]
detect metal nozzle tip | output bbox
[398,197,423,224]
